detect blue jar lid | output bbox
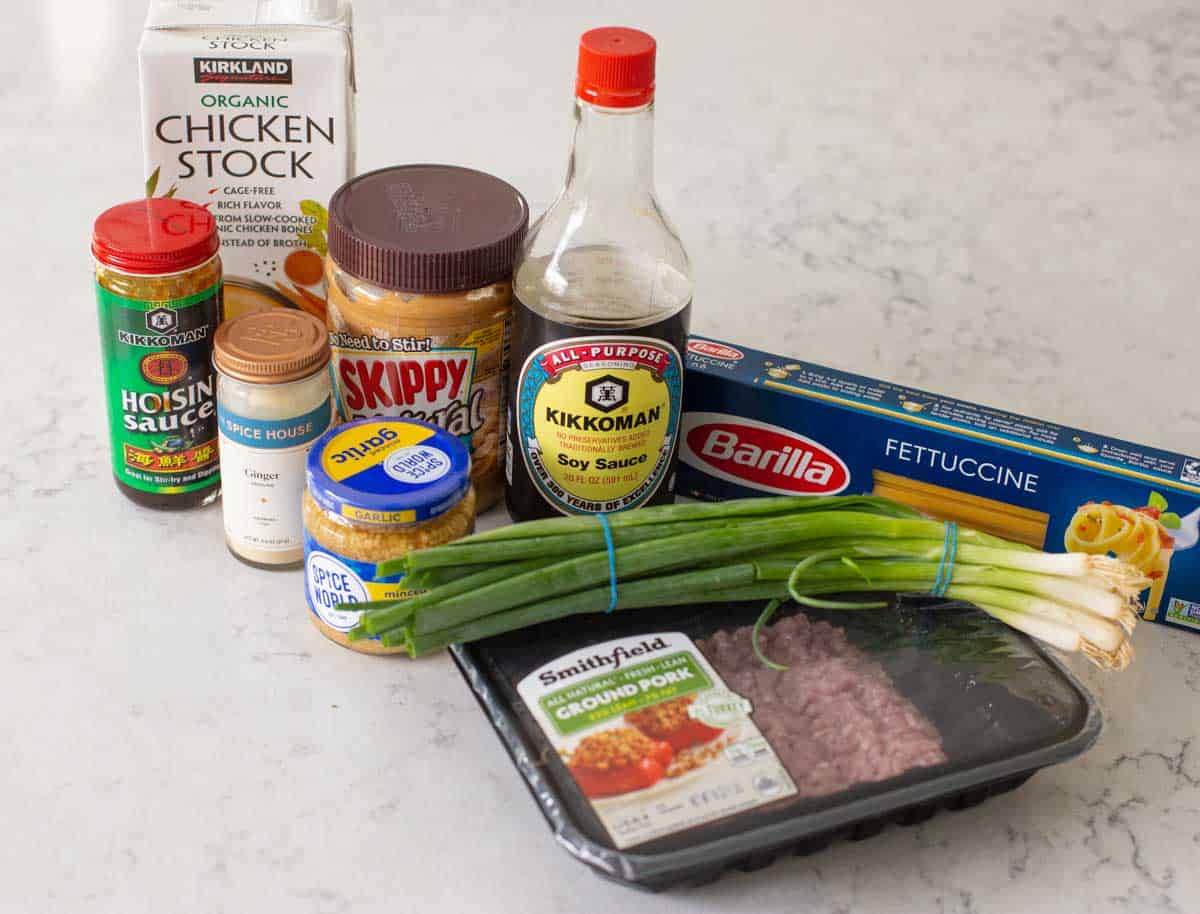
[306,418,472,526]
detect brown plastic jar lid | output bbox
[327,164,529,294]
[213,309,331,383]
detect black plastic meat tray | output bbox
[451,598,1102,891]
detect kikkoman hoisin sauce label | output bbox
[515,337,683,514]
[96,282,221,493]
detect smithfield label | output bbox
[516,632,797,850]
[680,412,850,496]
[516,337,684,514]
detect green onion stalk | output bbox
[336,495,1148,670]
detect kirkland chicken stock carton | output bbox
[679,337,1200,635]
[140,0,355,320]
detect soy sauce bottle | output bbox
[507,27,693,520]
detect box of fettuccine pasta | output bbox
[678,336,1200,635]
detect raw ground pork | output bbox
[698,613,947,798]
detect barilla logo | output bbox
[193,58,293,85]
[687,340,744,361]
[680,412,850,495]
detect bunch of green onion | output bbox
[341,495,1147,669]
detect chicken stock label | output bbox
[515,337,683,515]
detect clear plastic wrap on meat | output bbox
[698,613,948,798]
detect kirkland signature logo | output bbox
[680,412,850,496]
[193,57,293,84]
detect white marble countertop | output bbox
[4,0,1199,911]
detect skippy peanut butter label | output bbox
[328,320,506,488]
[517,633,797,850]
[515,337,684,514]
[330,322,501,434]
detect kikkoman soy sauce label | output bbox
[96,282,221,493]
[515,337,683,514]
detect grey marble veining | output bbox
[1,0,1198,912]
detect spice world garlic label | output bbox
[517,633,795,849]
[515,338,683,515]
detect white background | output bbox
[2,1,1198,912]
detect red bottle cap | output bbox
[92,198,219,275]
[576,27,656,109]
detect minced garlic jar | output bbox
[213,310,333,568]
[303,417,475,654]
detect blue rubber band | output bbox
[930,521,958,598]
[598,513,618,613]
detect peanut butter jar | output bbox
[325,165,529,512]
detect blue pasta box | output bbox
[678,336,1200,634]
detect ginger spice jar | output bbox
[213,309,333,568]
[303,417,475,654]
[325,165,528,512]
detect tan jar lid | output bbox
[213,309,330,383]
